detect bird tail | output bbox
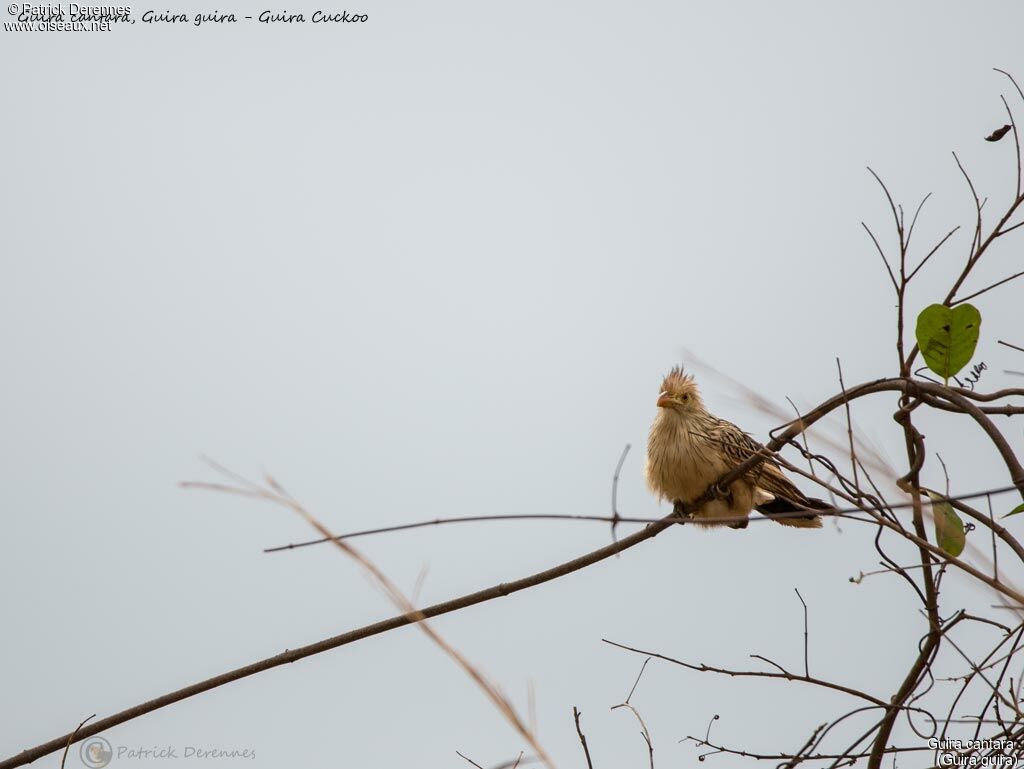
[756,496,831,528]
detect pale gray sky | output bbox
[3,2,1024,767]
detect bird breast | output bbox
[645,412,730,504]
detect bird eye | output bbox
[682,394,689,401]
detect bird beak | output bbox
[656,392,672,408]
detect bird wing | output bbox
[698,418,810,505]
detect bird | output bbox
[645,366,827,529]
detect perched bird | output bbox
[645,366,827,528]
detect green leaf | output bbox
[927,491,965,557]
[915,303,982,383]
[1006,503,1024,518]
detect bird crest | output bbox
[660,366,700,400]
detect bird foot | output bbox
[673,500,694,519]
[708,483,733,507]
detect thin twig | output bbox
[610,443,631,544]
[795,588,810,678]
[907,226,960,281]
[994,68,1023,197]
[610,702,654,769]
[780,723,829,769]
[936,453,951,498]
[837,359,860,492]
[612,657,655,769]
[988,495,1000,584]
[625,657,651,704]
[954,269,1024,304]
[862,221,898,292]
[261,480,1024,553]
[785,395,816,479]
[457,751,485,769]
[603,640,886,707]
[60,715,95,769]
[572,708,595,769]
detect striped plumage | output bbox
[645,367,825,529]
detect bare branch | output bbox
[906,192,933,248]
[602,639,887,707]
[907,225,960,281]
[60,716,95,769]
[257,479,1024,552]
[457,751,486,769]
[795,588,810,678]
[953,268,1024,304]
[862,221,899,292]
[836,358,860,492]
[572,708,595,769]
[610,443,631,543]
[625,657,651,705]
